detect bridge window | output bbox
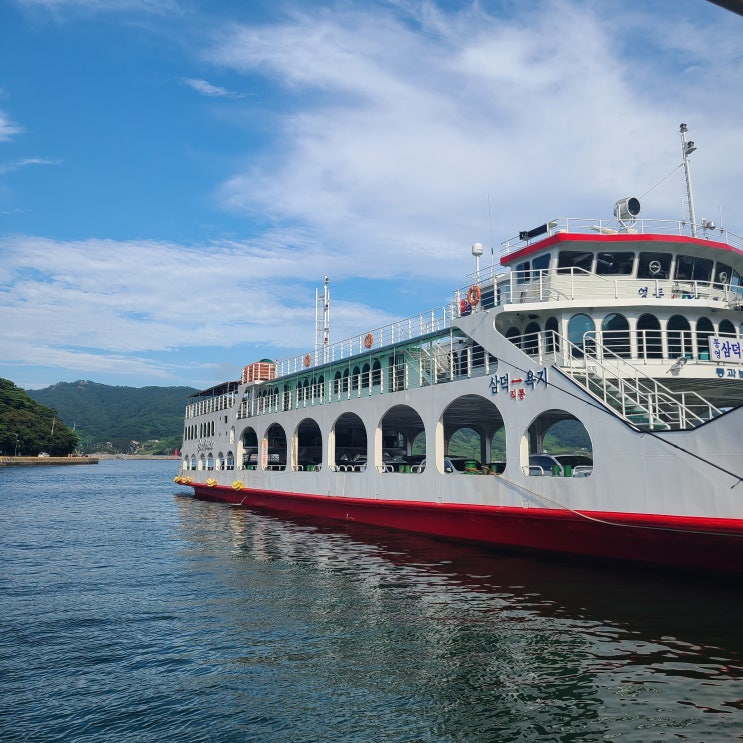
[596,251,634,275]
[675,254,713,283]
[638,252,671,279]
[557,251,592,274]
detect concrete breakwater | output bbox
[0,456,99,467]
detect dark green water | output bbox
[2,460,742,741]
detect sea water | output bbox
[1,459,742,742]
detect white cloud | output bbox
[0,111,23,142]
[14,0,179,13]
[3,0,742,389]
[0,158,61,175]
[0,234,399,386]
[207,0,743,273]
[181,77,244,99]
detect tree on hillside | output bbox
[0,378,78,456]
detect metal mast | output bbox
[679,123,698,237]
[315,276,330,365]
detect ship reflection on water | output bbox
[174,493,743,740]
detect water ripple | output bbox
[1,460,742,742]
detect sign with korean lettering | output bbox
[709,336,742,363]
[489,367,548,399]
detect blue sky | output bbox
[1,0,741,390]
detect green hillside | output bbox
[0,378,78,456]
[27,380,197,455]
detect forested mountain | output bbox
[27,380,196,455]
[0,378,78,456]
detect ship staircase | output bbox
[552,333,722,431]
[406,340,453,387]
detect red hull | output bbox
[189,483,743,573]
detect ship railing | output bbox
[544,330,722,429]
[273,305,457,378]
[497,217,743,256]
[457,267,743,310]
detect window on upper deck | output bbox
[532,253,550,274]
[515,261,530,284]
[596,251,634,275]
[557,251,592,274]
[714,261,740,289]
[638,252,671,279]
[675,254,713,283]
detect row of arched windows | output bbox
[184,420,215,440]
[507,313,740,360]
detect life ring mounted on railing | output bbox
[303,353,311,368]
[467,285,481,306]
[364,332,373,349]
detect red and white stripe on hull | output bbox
[190,482,743,574]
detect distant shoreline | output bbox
[0,456,99,467]
[92,454,180,460]
[1,454,180,467]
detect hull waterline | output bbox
[190,483,743,574]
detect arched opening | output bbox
[264,423,287,471]
[371,360,382,388]
[719,319,736,336]
[361,363,371,389]
[379,405,426,473]
[568,313,595,358]
[240,426,259,469]
[332,412,367,471]
[637,313,662,360]
[696,317,714,360]
[315,374,325,401]
[505,326,521,349]
[602,313,630,357]
[545,316,559,353]
[351,365,360,391]
[525,410,592,477]
[441,394,506,474]
[226,451,234,470]
[523,321,541,355]
[295,418,322,471]
[333,371,342,398]
[216,452,224,470]
[667,315,692,359]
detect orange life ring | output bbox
[467,285,481,305]
[364,332,373,349]
[303,353,311,367]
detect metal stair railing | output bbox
[547,331,722,430]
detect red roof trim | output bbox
[500,231,743,266]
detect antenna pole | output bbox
[679,123,697,237]
[315,276,330,364]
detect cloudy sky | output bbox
[1,0,741,390]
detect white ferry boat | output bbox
[176,126,743,573]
